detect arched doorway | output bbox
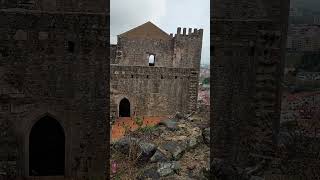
[29,116,65,176]
[119,98,130,117]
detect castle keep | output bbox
[110,22,203,118]
[0,0,107,178]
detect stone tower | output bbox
[110,22,203,118]
[0,0,107,178]
[212,0,290,173]
[172,27,203,70]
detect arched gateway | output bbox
[119,98,131,117]
[29,116,65,176]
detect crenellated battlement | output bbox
[173,27,203,38]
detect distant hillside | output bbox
[296,53,320,72]
[291,0,320,12]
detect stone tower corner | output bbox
[172,27,203,69]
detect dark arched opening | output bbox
[119,98,130,117]
[29,116,65,176]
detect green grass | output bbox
[138,125,156,133]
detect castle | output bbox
[0,2,203,176]
[0,0,303,178]
[110,22,203,118]
[0,0,107,178]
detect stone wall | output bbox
[0,6,107,178]
[0,0,106,13]
[116,37,173,67]
[111,25,203,118]
[172,28,203,69]
[116,28,203,69]
[110,65,198,117]
[211,0,289,168]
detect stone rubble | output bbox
[111,111,210,179]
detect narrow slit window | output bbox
[67,41,75,53]
[148,54,155,66]
[0,47,9,57]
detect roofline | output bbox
[118,21,170,37]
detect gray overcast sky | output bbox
[110,0,210,65]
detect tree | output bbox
[202,77,210,85]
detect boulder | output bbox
[187,127,203,149]
[113,137,157,163]
[187,137,199,149]
[174,112,185,119]
[157,161,181,177]
[164,135,188,142]
[161,141,186,160]
[137,140,157,162]
[150,150,169,162]
[137,167,160,180]
[112,137,137,154]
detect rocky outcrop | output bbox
[112,137,157,163]
[111,112,210,179]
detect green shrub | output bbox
[139,125,156,133]
[122,124,130,135]
[202,77,210,84]
[134,116,143,128]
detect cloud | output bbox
[110,0,210,65]
[110,0,167,43]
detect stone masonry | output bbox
[110,22,203,118]
[0,0,108,178]
[212,0,290,171]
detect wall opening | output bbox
[148,54,155,66]
[119,98,130,117]
[0,47,9,57]
[67,41,75,53]
[29,116,65,176]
